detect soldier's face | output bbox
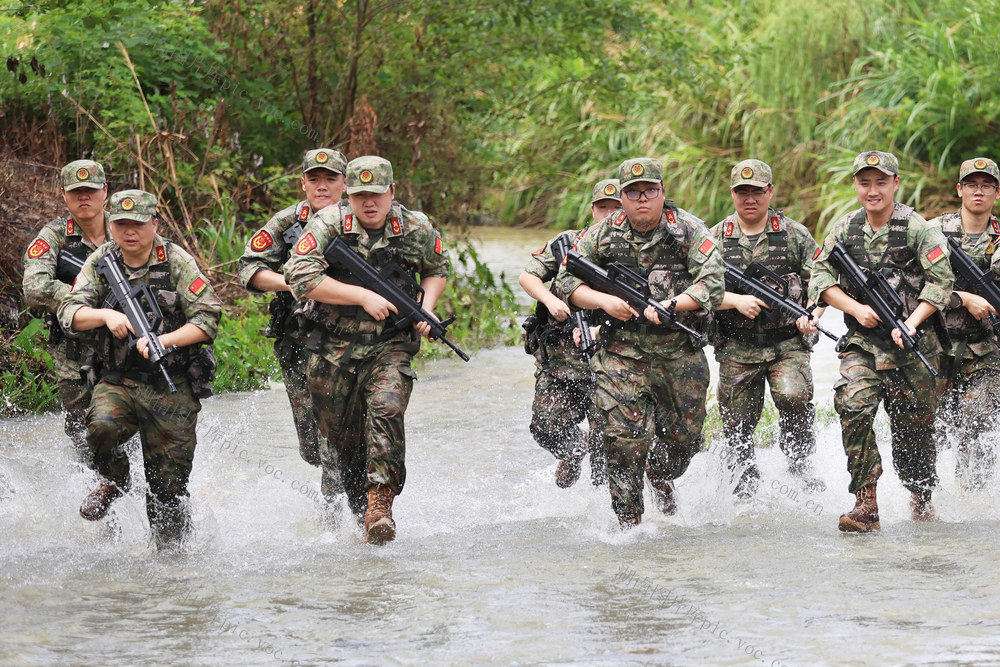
[591,199,619,224]
[731,184,773,226]
[349,185,395,228]
[853,169,899,218]
[301,169,346,212]
[62,185,107,223]
[621,182,664,229]
[957,174,1000,215]
[111,218,158,263]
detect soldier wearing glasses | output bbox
[928,158,1000,490]
[709,159,826,500]
[559,157,724,529]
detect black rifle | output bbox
[724,261,837,341]
[946,236,1000,333]
[573,309,598,362]
[282,221,304,247]
[56,248,88,284]
[97,252,179,392]
[829,240,937,376]
[564,249,706,345]
[263,222,306,339]
[323,236,470,361]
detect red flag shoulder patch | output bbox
[250,230,273,252]
[189,277,207,296]
[296,232,317,255]
[531,242,547,256]
[434,237,443,255]
[813,247,823,260]
[156,245,167,262]
[27,238,51,259]
[926,246,945,264]
[698,239,716,256]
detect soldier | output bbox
[238,148,347,501]
[22,160,110,465]
[810,151,953,532]
[559,158,724,528]
[284,156,450,545]
[518,178,620,488]
[929,157,1000,490]
[710,159,826,499]
[58,190,222,548]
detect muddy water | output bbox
[2,227,1000,665]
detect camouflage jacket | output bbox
[928,210,1000,361]
[810,203,953,369]
[283,200,450,365]
[558,204,724,360]
[238,199,315,291]
[22,212,110,381]
[709,208,819,363]
[58,235,222,375]
[523,227,591,382]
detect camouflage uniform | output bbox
[810,201,953,496]
[929,205,1000,489]
[559,163,724,519]
[710,205,820,493]
[284,189,449,520]
[22,161,109,465]
[523,227,604,482]
[59,192,222,546]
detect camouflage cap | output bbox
[109,189,157,223]
[346,156,393,195]
[959,157,1000,183]
[61,159,106,191]
[592,178,621,204]
[302,148,347,175]
[730,159,772,189]
[618,158,663,188]
[852,150,898,177]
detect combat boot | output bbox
[617,513,641,530]
[555,451,584,488]
[910,489,938,522]
[80,479,128,521]
[838,484,880,533]
[364,484,396,545]
[645,463,677,516]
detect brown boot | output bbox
[555,453,584,488]
[364,484,396,545]
[645,463,677,516]
[80,479,127,521]
[838,484,880,533]
[617,513,641,530]
[910,489,938,522]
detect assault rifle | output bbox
[97,252,178,392]
[724,261,837,341]
[282,221,304,247]
[323,236,470,361]
[564,249,706,345]
[946,236,1000,333]
[263,222,305,339]
[56,249,87,284]
[573,309,598,362]
[829,240,937,376]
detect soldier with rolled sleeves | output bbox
[810,151,953,532]
[22,160,110,465]
[518,178,620,488]
[238,148,347,500]
[558,158,724,529]
[58,190,222,548]
[929,157,1000,490]
[710,159,826,499]
[283,156,450,545]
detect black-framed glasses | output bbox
[961,182,998,194]
[733,186,771,199]
[623,187,662,201]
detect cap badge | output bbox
[603,184,617,196]
[76,168,89,180]
[975,159,987,170]
[866,154,881,166]
[630,164,644,177]
[121,198,135,211]
[359,170,374,184]
[741,167,753,179]
[316,152,328,163]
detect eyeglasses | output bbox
[733,186,771,199]
[961,182,998,194]
[623,187,662,201]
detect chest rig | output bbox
[57,218,92,284]
[941,212,1000,343]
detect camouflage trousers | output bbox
[58,378,93,468]
[935,351,1000,490]
[717,350,816,476]
[530,370,605,483]
[86,377,201,546]
[593,347,709,518]
[274,335,334,479]
[307,344,416,518]
[833,347,938,495]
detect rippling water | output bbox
[3,228,1000,665]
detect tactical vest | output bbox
[715,211,804,344]
[839,205,924,336]
[605,203,707,336]
[941,212,1000,343]
[57,218,92,284]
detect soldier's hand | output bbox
[891,323,917,349]
[103,310,134,339]
[796,314,818,335]
[572,327,582,346]
[601,295,639,321]
[960,292,997,321]
[852,304,882,328]
[547,299,572,322]
[735,294,770,319]
[413,319,434,340]
[361,292,398,321]
[136,336,150,359]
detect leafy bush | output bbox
[0,317,59,417]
